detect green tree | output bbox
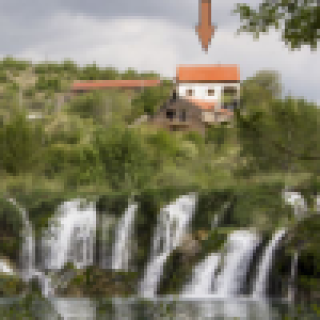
[235,96,320,175]
[47,77,61,92]
[24,87,36,98]
[0,111,47,175]
[121,68,140,80]
[0,70,8,83]
[35,75,48,91]
[79,63,100,80]
[1,56,18,70]
[206,123,229,152]
[132,84,173,116]
[240,69,283,113]
[68,89,132,125]
[99,67,119,80]
[93,125,153,191]
[139,71,160,79]
[47,141,103,188]
[34,63,49,75]
[147,129,180,162]
[62,59,78,74]
[233,0,320,50]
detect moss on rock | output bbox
[57,266,137,297]
[0,272,26,296]
[0,197,24,264]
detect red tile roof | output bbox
[71,79,161,91]
[176,64,240,82]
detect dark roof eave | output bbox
[176,80,240,83]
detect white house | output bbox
[175,64,240,123]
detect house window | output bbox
[166,109,176,120]
[223,86,237,95]
[208,89,215,96]
[180,110,186,122]
[186,89,193,96]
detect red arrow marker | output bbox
[195,0,215,52]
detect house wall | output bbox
[215,112,234,123]
[201,111,216,123]
[177,82,240,110]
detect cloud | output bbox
[0,0,248,29]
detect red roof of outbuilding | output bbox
[185,97,215,110]
[71,79,161,91]
[184,97,234,115]
[176,64,240,82]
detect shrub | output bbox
[0,112,47,175]
[94,126,154,191]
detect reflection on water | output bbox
[0,296,317,319]
[52,298,96,320]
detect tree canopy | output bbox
[240,69,283,113]
[233,0,320,50]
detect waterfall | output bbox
[99,214,117,269]
[183,202,232,296]
[7,198,35,281]
[111,203,138,271]
[32,270,54,297]
[283,191,307,219]
[287,251,299,301]
[252,229,286,297]
[139,193,197,297]
[183,253,220,296]
[7,198,54,297]
[214,230,260,297]
[41,199,97,270]
[0,260,15,274]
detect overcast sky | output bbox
[0,0,319,104]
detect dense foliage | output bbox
[233,0,320,50]
[0,56,317,208]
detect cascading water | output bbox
[32,270,54,297]
[252,229,286,297]
[41,199,97,271]
[0,260,15,274]
[287,251,299,302]
[183,253,220,296]
[7,198,54,297]
[111,203,138,271]
[283,191,307,219]
[139,193,197,297]
[7,198,35,281]
[98,214,117,269]
[214,230,260,297]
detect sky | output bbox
[0,0,319,105]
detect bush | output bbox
[0,112,47,175]
[94,126,154,191]
[24,87,36,98]
[0,70,8,83]
[79,63,100,80]
[206,123,229,151]
[35,75,47,91]
[62,59,78,74]
[184,131,204,146]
